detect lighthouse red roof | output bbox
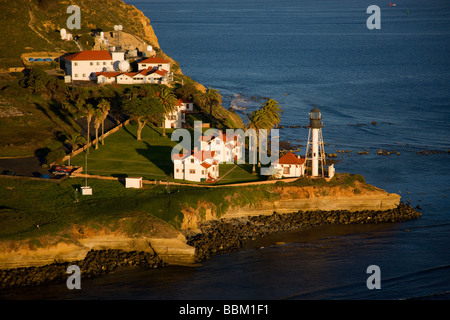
[275,152,305,165]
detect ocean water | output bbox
[2,0,450,300]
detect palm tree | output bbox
[245,109,271,173]
[157,87,178,136]
[97,99,110,145]
[245,99,283,173]
[195,87,222,125]
[93,108,104,150]
[80,103,95,154]
[64,132,86,152]
[260,98,283,128]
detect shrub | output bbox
[44,148,66,166]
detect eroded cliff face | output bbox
[180,182,401,230]
[0,216,195,270]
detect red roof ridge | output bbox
[65,50,112,61]
[138,57,170,64]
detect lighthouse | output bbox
[305,105,326,177]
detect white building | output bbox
[262,152,305,178]
[164,98,194,129]
[199,132,243,164]
[172,150,219,182]
[125,177,143,189]
[137,57,171,72]
[96,67,171,85]
[64,50,125,81]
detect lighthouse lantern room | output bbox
[305,105,327,177]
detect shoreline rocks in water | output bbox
[186,202,421,262]
[0,203,420,290]
[0,249,165,290]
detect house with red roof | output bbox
[64,50,125,81]
[137,57,171,72]
[164,98,195,128]
[172,149,219,182]
[262,152,305,178]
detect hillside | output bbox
[0,0,160,69]
[0,0,244,158]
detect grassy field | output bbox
[0,175,279,240]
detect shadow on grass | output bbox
[136,141,174,177]
[111,173,128,186]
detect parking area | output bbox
[0,156,52,178]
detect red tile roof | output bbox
[192,150,215,162]
[154,69,168,76]
[138,57,170,64]
[177,98,193,106]
[95,71,121,77]
[275,152,305,165]
[65,50,112,61]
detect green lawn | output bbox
[69,124,177,180]
[69,123,264,185]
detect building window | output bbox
[189,169,195,174]
[74,74,78,78]
[74,62,78,66]
[103,62,106,65]
[201,170,205,175]
[176,169,179,173]
[190,158,194,164]
[110,62,113,65]
[216,140,220,145]
[283,166,290,174]
[82,74,86,78]
[96,62,100,65]
[90,62,93,66]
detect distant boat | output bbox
[389,2,397,6]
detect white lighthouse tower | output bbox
[305,105,326,177]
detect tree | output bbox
[122,97,163,140]
[194,87,222,126]
[245,109,271,174]
[245,99,283,173]
[97,99,110,145]
[80,103,95,154]
[260,99,283,128]
[175,82,199,101]
[157,87,178,136]
[64,132,85,152]
[93,108,104,150]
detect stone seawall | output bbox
[0,249,165,290]
[186,202,421,262]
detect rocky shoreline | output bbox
[0,202,420,291]
[186,202,421,262]
[0,249,165,290]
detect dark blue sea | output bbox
[3,0,449,301]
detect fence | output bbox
[62,119,130,163]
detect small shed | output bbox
[125,177,143,189]
[80,186,92,195]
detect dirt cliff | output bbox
[180,180,401,230]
